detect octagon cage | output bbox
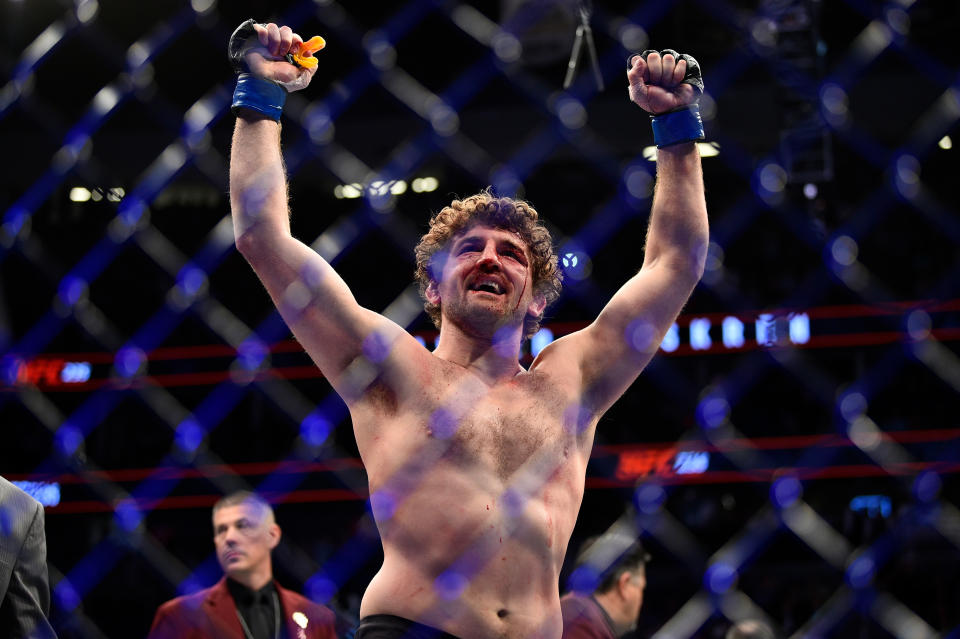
[1,0,958,638]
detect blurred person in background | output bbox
[148,491,336,639]
[561,535,650,639]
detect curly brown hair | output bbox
[414,190,563,340]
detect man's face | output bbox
[213,503,278,579]
[430,224,544,335]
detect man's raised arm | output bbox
[536,50,709,416]
[228,22,409,392]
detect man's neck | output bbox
[433,322,525,384]
[229,567,273,592]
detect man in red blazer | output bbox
[148,491,336,639]
[561,534,650,639]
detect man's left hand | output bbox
[627,50,698,114]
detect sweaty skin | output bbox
[230,28,707,638]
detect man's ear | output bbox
[617,570,633,597]
[267,523,281,550]
[527,292,547,318]
[425,279,441,305]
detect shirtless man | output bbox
[228,21,708,639]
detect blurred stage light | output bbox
[689,318,712,350]
[850,494,891,518]
[938,135,952,150]
[12,481,61,507]
[642,142,719,161]
[69,187,91,202]
[722,316,745,348]
[530,328,554,357]
[334,183,363,199]
[660,323,679,352]
[412,177,439,192]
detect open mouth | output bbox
[469,278,505,295]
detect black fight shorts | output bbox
[354,614,463,639]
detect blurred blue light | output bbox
[490,167,521,198]
[115,346,145,378]
[659,323,679,352]
[177,265,206,297]
[849,494,891,518]
[626,318,656,352]
[306,575,337,603]
[55,424,84,457]
[57,275,87,306]
[560,250,591,281]
[722,316,745,348]
[434,570,469,601]
[771,475,803,508]
[562,402,591,435]
[756,313,776,346]
[696,393,729,429]
[673,451,709,475]
[500,488,526,518]
[54,578,82,612]
[237,338,267,371]
[362,330,391,363]
[429,408,458,439]
[788,312,810,344]
[61,361,91,383]
[634,482,665,514]
[689,318,712,350]
[492,325,516,358]
[704,562,737,594]
[567,564,601,593]
[114,499,143,532]
[530,328,553,357]
[414,335,426,347]
[301,413,333,446]
[118,195,146,226]
[368,489,399,522]
[176,576,205,597]
[175,419,204,453]
[0,355,21,384]
[12,481,61,507]
[846,555,875,589]
[912,472,941,503]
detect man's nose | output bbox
[476,242,501,268]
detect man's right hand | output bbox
[232,21,318,92]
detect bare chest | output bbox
[422,374,577,480]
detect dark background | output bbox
[1,0,958,637]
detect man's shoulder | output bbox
[560,591,592,609]
[560,592,603,622]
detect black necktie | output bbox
[247,591,273,639]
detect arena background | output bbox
[2,0,958,637]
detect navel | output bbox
[497,608,509,619]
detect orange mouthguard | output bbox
[288,35,326,69]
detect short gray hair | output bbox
[212,490,275,526]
